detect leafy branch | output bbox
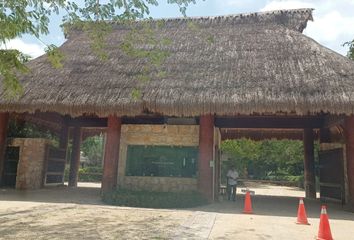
[0,0,202,99]
[344,40,354,60]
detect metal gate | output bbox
[43,146,66,186]
[318,148,345,204]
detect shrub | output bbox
[102,189,208,209]
[64,166,102,182]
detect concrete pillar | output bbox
[101,115,121,194]
[0,113,9,185]
[345,116,354,209]
[198,114,214,201]
[303,128,316,199]
[68,126,82,187]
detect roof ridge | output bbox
[145,8,314,32]
[65,8,314,38]
[144,8,314,22]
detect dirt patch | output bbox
[0,203,192,240]
[1,182,354,239]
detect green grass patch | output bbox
[102,189,208,209]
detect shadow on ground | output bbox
[0,185,103,205]
[194,194,354,221]
[1,184,353,221]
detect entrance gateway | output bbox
[1,9,354,209]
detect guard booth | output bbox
[0,138,66,189]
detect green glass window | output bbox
[126,145,198,178]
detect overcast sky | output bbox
[3,0,354,58]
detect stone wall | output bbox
[8,138,51,190]
[118,124,199,192]
[119,176,197,192]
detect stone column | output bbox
[68,126,82,187]
[0,113,9,185]
[345,116,354,209]
[303,128,316,199]
[198,114,214,201]
[101,115,121,194]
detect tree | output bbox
[221,138,314,180]
[346,40,354,60]
[0,0,200,98]
[81,135,104,166]
[221,139,260,172]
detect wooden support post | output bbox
[68,126,82,187]
[320,128,331,143]
[101,115,121,194]
[0,113,9,185]
[59,125,69,149]
[345,116,354,210]
[198,114,214,201]
[303,128,316,199]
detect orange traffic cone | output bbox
[317,205,333,240]
[243,191,253,214]
[296,198,310,225]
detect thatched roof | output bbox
[1,8,354,117]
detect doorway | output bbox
[2,146,20,187]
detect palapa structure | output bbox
[1,8,354,206]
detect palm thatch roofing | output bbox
[1,8,354,117]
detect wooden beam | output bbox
[319,128,331,143]
[0,113,9,186]
[221,128,320,141]
[21,112,66,134]
[345,116,354,210]
[198,114,214,201]
[303,128,316,199]
[101,115,121,194]
[68,118,107,128]
[215,116,324,129]
[68,126,82,187]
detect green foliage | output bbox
[81,135,104,165]
[221,139,260,172]
[0,50,28,98]
[221,139,319,186]
[344,40,354,60]
[1,0,202,98]
[119,21,173,98]
[78,166,102,182]
[45,44,64,68]
[102,189,208,208]
[7,119,58,143]
[131,88,142,99]
[64,166,102,182]
[0,0,68,96]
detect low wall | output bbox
[118,176,197,192]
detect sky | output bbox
[3,0,354,58]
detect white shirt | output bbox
[227,169,239,185]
